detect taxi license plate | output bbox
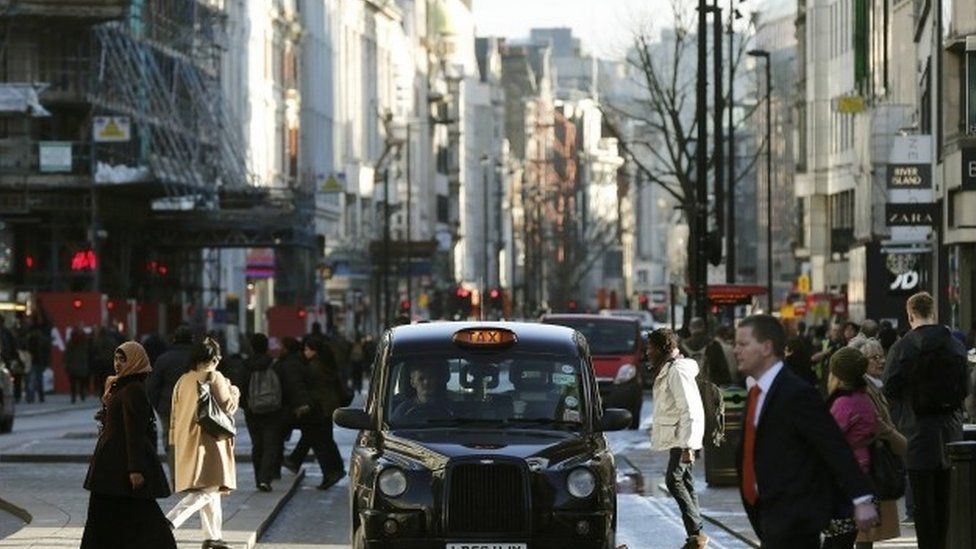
[446,544,527,549]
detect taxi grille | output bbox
[445,461,529,535]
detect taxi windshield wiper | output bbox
[418,417,505,426]
[503,418,580,429]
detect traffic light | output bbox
[454,287,472,317]
[638,293,649,310]
[567,299,579,312]
[400,299,411,312]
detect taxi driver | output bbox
[393,362,454,420]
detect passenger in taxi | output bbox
[392,362,454,420]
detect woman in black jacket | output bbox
[81,341,176,549]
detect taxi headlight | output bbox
[378,467,408,498]
[614,363,637,384]
[567,468,596,498]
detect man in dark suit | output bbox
[734,315,878,548]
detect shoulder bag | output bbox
[869,438,906,500]
[196,372,236,440]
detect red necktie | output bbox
[741,385,762,506]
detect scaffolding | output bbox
[90,0,251,202]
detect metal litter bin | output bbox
[947,441,976,548]
[704,386,748,486]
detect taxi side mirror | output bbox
[333,407,373,431]
[599,408,632,432]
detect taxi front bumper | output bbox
[360,509,612,549]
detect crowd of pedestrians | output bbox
[71,321,373,549]
[661,291,975,549]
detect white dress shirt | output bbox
[745,361,784,427]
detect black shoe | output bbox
[283,458,300,474]
[317,470,346,490]
[257,482,272,492]
[202,540,232,549]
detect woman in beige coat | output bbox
[850,337,907,548]
[165,337,240,549]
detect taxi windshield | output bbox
[385,353,586,430]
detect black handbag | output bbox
[869,439,906,500]
[195,373,236,440]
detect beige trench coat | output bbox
[169,366,240,493]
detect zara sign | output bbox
[885,202,938,227]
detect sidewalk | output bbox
[0,461,305,549]
[10,394,100,419]
[621,441,919,548]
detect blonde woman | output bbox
[166,337,239,549]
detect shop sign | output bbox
[39,141,72,173]
[885,253,928,294]
[886,164,931,189]
[963,148,976,190]
[834,95,867,113]
[885,202,938,226]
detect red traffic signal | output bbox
[567,299,578,311]
[400,299,411,311]
[489,288,500,300]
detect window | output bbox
[967,49,976,135]
[920,61,932,132]
[437,194,449,223]
[288,127,298,179]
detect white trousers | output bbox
[166,487,223,541]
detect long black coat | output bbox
[84,374,170,499]
[278,352,345,425]
[738,366,872,541]
[883,324,966,470]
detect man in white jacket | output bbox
[649,328,708,549]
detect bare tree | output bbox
[602,1,762,300]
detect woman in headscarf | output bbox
[166,337,239,549]
[81,341,176,549]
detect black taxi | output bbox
[333,321,631,549]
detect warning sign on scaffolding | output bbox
[321,174,344,193]
[93,116,131,142]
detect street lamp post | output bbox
[748,49,773,312]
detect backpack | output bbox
[908,340,969,415]
[697,377,726,446]
[247,368,282,414]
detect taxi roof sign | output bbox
[452,328,517,348]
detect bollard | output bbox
[947,441,976,549]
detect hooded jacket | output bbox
[651,353,706,451]
[883,324,966,470]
